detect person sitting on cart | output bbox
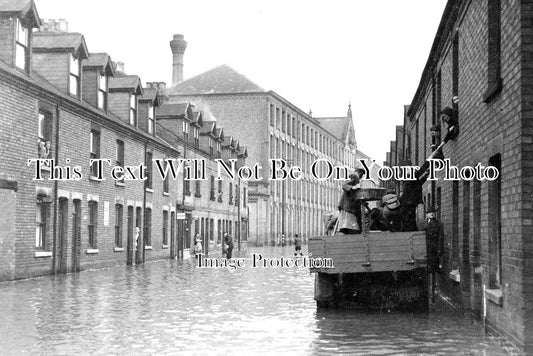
[336,169,364,234]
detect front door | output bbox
[126,206,134,265]
[71,200,81,273]
[57,198,68,274]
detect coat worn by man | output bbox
[223,233,234,259]
[399,160,430,231]
[336,175,362,234]
[425,217,443,273]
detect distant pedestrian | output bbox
[294,234,303,256]
[281,233,286,247]
[194,233,202,258]
[223,232,234,259]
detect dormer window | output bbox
[15,19,29,72]
[69,55,80,97]
[129,94,137,126]
[97,73,107,110]
[182,121,189,141]
[148,105,154,134]
[193,127,199,147]
[216,141,221,158]
[209,137,213,156]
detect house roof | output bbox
[0,0,40,27]
[156,102,189,118]
[82,52,115,76]
[33,32,89,59]
[315,116,352,141]
[139,87,159,105]
[108,75,143,95]
[200,121,216,135]
[168,64,265,95]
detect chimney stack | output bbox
[114,61,125,75]
[170,34,187,85]
[40,19,69,32]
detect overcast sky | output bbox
[36,0,447,165]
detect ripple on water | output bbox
[0,246,521,355]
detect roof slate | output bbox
[168,64,265,95]
[33,32,88,57]
[157,102,188,117]
[315,116,351,141]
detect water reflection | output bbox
[0,246,518,355]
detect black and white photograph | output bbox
[0,0,531,354]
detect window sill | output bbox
[483,78,502,103]
[34,251,52,258]
[113,247,124,252]
[194,193,202,198]
[163,192,169,196]
[89,176,102,182]
[486,288,503,306]
[144,245,153,250]
[145,188,154,193]
[115,181,125,187]
[449,269,460,283]
[162,244,169,249]
[86,249,99,254]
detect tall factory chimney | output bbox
[170,34,187,85]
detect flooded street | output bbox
[0,246,518,355]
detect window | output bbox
[193,127,199,147]
[485,0,502,102]
[148,105,154,134]
[184,176,191,196]
[97,73,107,110]
[229,182,233,205]
[129,94,137,126]
[15,18,29,71]
[216,141,221,158]
[243,188,247,207]
[145,152,153,190]
[90,130,100,177]
[269,104,274,127]
[210,176,216,201]
[235,185,240,207]
[69,55,80,97]
[162,210,168,246]
[218,180,223,202]
[144,208,152,246]
[116,140,124,183]
[88,201,98,248]
[182,121,189,141]
[35,200,50,249]
[115,204,123,247]
[163,160,169,194]
[209,137,214,156]
[37,112,52,159]
[195,175,201,198]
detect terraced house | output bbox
[0,0,248,281]
[385,0,533,352]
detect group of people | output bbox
[194,232,235,258]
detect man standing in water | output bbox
[223,232,234,259]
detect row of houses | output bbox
[384,0,533,352]
[0,0,249,281]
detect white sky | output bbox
[36,0,447,165]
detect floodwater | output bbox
[0,246,519,355]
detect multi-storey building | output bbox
[385,0,533,352]
[167,61,362,245]
[0,0,247,280]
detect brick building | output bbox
[0,0,248,280]
[385,0,533,352]
[167,63,364,245]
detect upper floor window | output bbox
[148,105,154,134]
[193,127,199,147]
[163,160,169,194]
[69,55,80,97]
[209,137,214,156]
[218,180,223,202]
[116,140,124,183]
[37,112,52,159]
[145,152,153,190]
[129,94,137,126]
[216,141,221,158]
[210,176,216,201]
[97,73,107,110]
[15,19,29,72]
[89,130,100,177]
[485,0,502,102]
[182,121,189,141]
